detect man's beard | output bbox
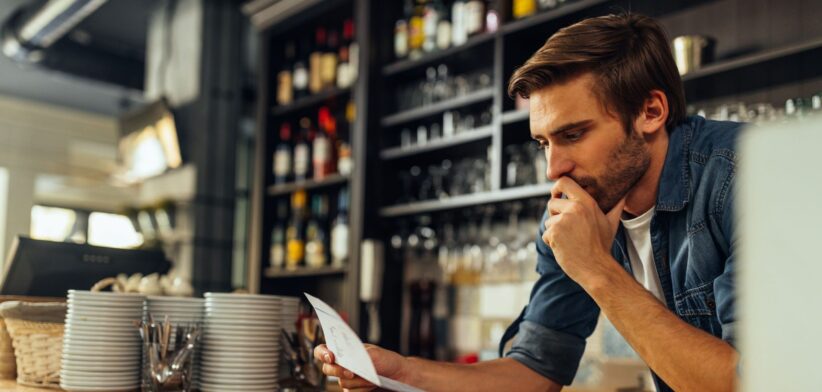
[570,128,650,212]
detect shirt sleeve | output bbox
[504,209,601,385]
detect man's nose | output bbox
[545,148,574,181]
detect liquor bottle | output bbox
[451,0,467,47]
[313,107,335,180]
[436,2,452,50]
[294,117,313,181]
[330,187,350,267]
[422,0,439,53]
[273,122,292,184]
[293,37,310,99]
[464,0,485,36]
[337,100,355,176]
[305,194,329,268]
[408,0,426,59]
[269,200,288,269]
[395,19,409,60]
[309,27,326,94]
[321,28,339,90]
[513,0,537,19]
[337,20,353,89]
[286,190,307,270]
[486,0,500,32]
[276,41,295,105]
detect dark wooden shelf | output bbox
[501,0,608,36]
[502,109,529,125]
[380,125,494,160]
[266,174,349,196]
[682,37,822,82]
[382,33,497,76]
[381,88,495,127]
[270,86,351,117]
[264,265,347,279]
[379,183,554,217]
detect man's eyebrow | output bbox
[548,119,594,136]
[532,119,594,140]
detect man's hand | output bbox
[543,177,625,287]
[314,343,408,391]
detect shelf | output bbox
[379,183,554,217]
[267,174,349,196]
[382,33,497,77]
[502,0,609,36]
[381,88,495,127]
[681,37,822,82]
[264,265,347,279]
[270,86,351,117]
[502,109,529,124]
[380,126,494,160]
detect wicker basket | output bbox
[0,301,66,390]
[0,318,16,380]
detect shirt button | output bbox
[707,299,716,310]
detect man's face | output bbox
[529,73,650,212]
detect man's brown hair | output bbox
[508,13,686,131]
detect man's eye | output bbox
[565,130,584,141]
[534,141,549,150]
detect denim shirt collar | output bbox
[656,117,694,212]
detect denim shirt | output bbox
[499,116,742,391]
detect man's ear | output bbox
[635,89,668,135]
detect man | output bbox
[316,13,740,392]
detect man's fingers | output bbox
[323,363,355,379]
[314,344,335,364]
[551,176,589,202]
[339,377,375,390]
[547,197,573,217]
[605,198,627,233]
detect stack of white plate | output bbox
[143,296,205,389]
[280,296,301,334]
[200,293,283,392]
[60,290,145,392]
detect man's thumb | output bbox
[605,198,626,233]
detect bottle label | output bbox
[294,144,309,177]
[305,241,326,268]
[293,66,308,91]
[287,239,304,268]
[270,244,285,268]
[321,54,337,88]
[309,53,323,93]
[331,224,349,265]
[277,71,293,105]
[274,149,291,177]
[313,136,330,178]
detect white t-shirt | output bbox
[621,206,666,303]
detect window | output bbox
[30,206,78,242]
[88,212,143,249]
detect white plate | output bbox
[61,368,139,377]
[63,328,139,338]
[67,304,143,314]
[199,359,278,369]
[205,302,281,310]
[68,290,146,300]
[59,381,139,391]
[198,383,278,392]
[204,292,283,301]
[201,351,278,359]
[147,296,204,303]
[200,375,278,385]
[201,341,279,351]
[60,359,138,369]
[61,354,137,363]
[62,348,141,358]
[201,354,279,362]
